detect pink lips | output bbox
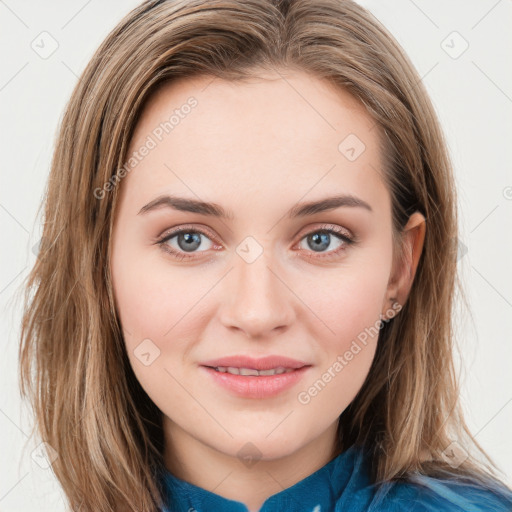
[199,354,312,399]
[200,354,309,371]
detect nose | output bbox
[218,249,296,340]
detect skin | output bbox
[110,68,425,512]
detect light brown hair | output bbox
[18,0,511,510]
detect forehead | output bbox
[119,69,389,220]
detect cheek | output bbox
[111,241,218,398]
[294,299,381,424]
[325,270,388,341]
[111,239,196,340]
[294,247,392,412]
[304,248,392,349]
[111,246,203,410]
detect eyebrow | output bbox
[137,194,373,219]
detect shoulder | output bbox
[367,473,512,512]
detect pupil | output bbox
[178,232,201,252]
[309,232,330,251]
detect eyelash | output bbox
[155,224,356,262]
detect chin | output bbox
[215,428,310,463]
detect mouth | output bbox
[200,354,310,371]
[199,364,312,399]
[204,365,300,376]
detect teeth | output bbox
[213,366,295,376]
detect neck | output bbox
[163,418,341,512]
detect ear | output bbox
[383,212,426,315]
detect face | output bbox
[110,69,409,464]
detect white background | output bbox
[1,1,511,510]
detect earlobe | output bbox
[384,212,426,311]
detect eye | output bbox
[296,224,355,259]
[156,223,356,261]
[157,227,217,261]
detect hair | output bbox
[17,0,512,511]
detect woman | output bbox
[19,0,512,511]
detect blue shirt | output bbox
[159,444,512,511]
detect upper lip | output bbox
[200,355,311,371]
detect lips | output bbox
[200,354,310,371]
[200,363,311,399]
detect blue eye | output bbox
[156,224,355,261]
[300,230,350,253]
[158,229,214,260]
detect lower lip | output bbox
[200,365,311,399]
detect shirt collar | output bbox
[159,444,369,512]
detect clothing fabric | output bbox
[159,444,512,511]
